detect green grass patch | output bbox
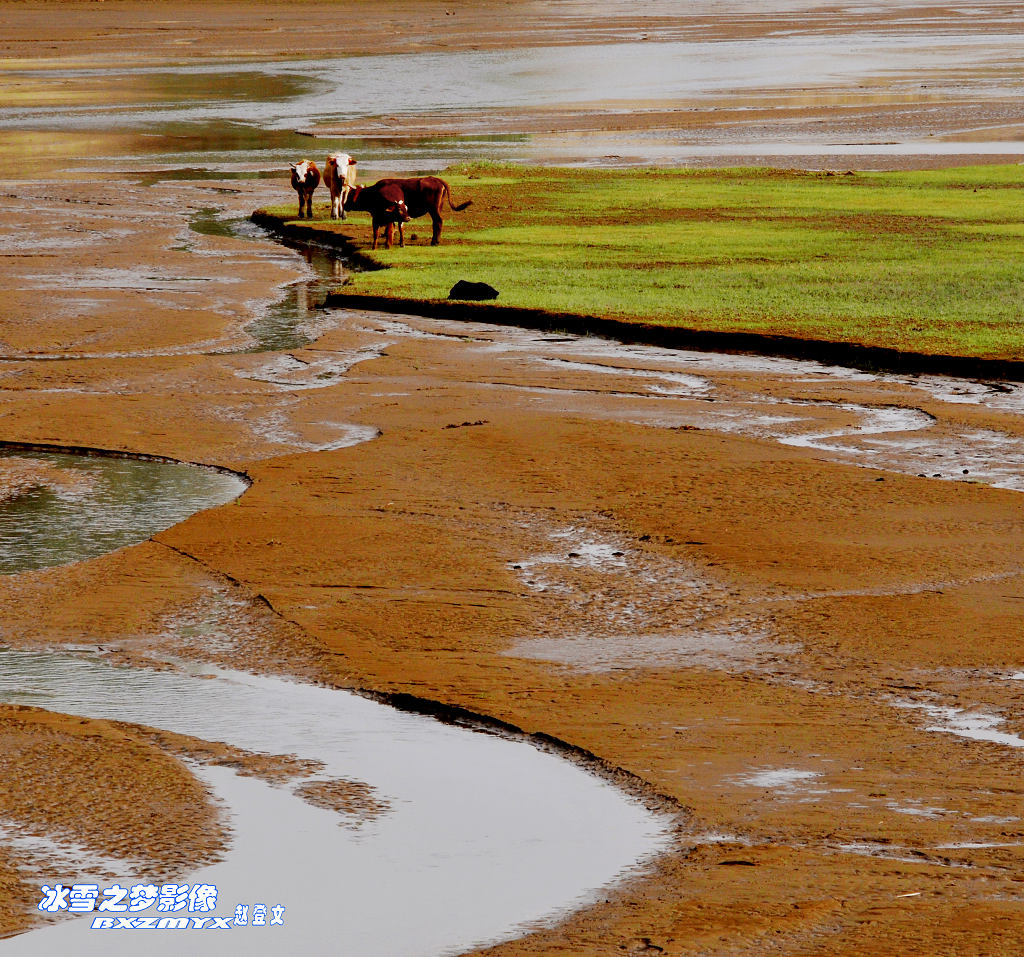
[270,163,1024,359]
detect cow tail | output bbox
[442,181,473,213]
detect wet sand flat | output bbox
[3,1,1024,171]
[2,2,1024,955]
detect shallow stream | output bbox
[0,650,668,956]
[189,210,345,353]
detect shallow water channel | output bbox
[0,650,669,956]
[0,429,671,956]
[336,308,1024,492]
[0,423,669,957]
[189,209,345,354]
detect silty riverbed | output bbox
[4,5,1024,952]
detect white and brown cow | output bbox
[324,152,357,220]
[290,159,320,219]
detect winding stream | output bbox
[189,210,346,354]
[0,651,668,956]
[0,413,669,957]
[334,308,1024,491]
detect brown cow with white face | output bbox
[324,152,357,220]
[290,159,320,219]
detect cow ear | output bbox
[351,159,357,164]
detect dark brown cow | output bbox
[342,183,410,250]
[344,176,471,249]
[290,159,320,219]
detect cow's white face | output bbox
[292,160,311,181]
[327,152,353,167]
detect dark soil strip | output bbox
[0,439,251,485]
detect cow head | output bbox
[291,160,312,183]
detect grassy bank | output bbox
[256,162,1024,360]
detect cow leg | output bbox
[371,224,379,250]
[430,212,442,246]
[397,222,405,247]
[384,222,394,250]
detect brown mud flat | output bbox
[328,292,1024,383]
[3,2,1024,955]
[0,702,228,938]
[6,0,1021,67]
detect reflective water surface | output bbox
[190,210,347,353]
[3,9,1022,173]
[0,450,246,575]
[0,650,670,957]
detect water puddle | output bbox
[0,649,670,956]
[503,515,796,674]
[0,449,246,575]
[895,698,1024,749]
[735,768,819,788]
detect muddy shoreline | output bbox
[4,2,1024,955]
